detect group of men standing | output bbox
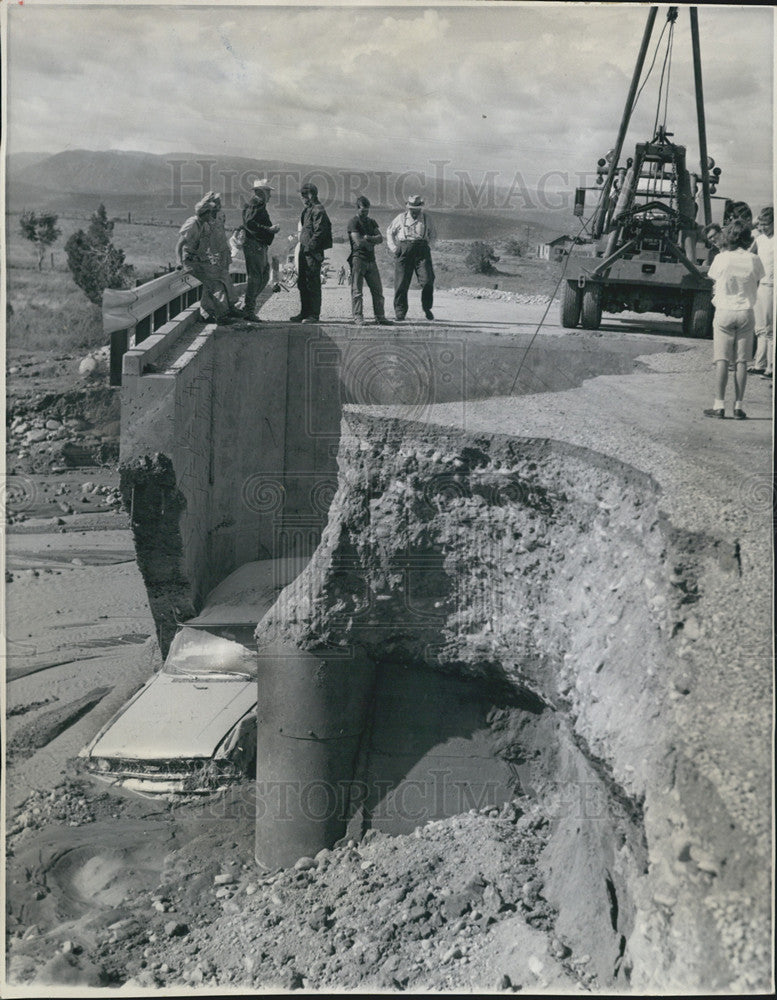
[176,181,439,326]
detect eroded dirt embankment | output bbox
[255,411,766,992]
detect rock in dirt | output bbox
[164,921,189,938]
[78,357,98,379]
[527,955,544,976]
[442,945,463,963]
[308,906,330,931]
[442,893,472,920]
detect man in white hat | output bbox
[386,194,437,320]
[241,178,280,321]
[175,192,234,324]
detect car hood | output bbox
[87,673,256,760]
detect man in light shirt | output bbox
[750,206,773,380]
[242,179,281,322]
[386,195,437,321]
[704,219,765,419]
[175,194,235,325]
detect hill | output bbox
[6,149,573,243]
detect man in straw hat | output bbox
[386,194,437,321]
[242,178,281,321]
[175,191,234,324]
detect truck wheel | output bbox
[560,283,582,328]
[580,286,602,329]
[685,291,713,339]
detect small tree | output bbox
[87,202,115,245]
[464,241,500,274]
[19,210,61,270]
[503,237,530,257]
[65,203,134,305]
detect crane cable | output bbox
[632,6,678,127]
[652,9,677,139]
[507,211,597,396]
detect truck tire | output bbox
[560,283,582,328]
[684,291,713,339]
[580,285,603,329]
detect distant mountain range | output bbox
[6,149,573,241]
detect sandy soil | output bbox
[3,288,773,993]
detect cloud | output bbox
[4,2,772,206]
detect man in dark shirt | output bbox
[242,179,280,321]
[347,197,391,325]
[291,183,332,323]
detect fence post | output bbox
[110,329,130,386]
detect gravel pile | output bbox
[448,287,550,306]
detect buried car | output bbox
[79,557,306,796]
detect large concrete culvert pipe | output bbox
[254,643,377,870]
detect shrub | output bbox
[464,241,500,274]
[65,203,135,305]
[503,237,530,257]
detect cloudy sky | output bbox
[4,2,774,206]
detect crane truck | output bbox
[561,7,721,339]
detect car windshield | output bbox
[162,626,257,678]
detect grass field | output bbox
[5,210,561,357]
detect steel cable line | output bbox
[652,12,677,139]
[507,212,596,395]
[632,13,672,117]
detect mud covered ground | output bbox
[6,773,587,992]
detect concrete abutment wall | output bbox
[119,326,342,653]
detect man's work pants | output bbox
[185,260,229,322]
[298,250,323,319]
[351,258,385,319]
[244,242,270,315]
[393,240,434,318]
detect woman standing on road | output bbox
[750,206,774,380]
[704,219,765,420]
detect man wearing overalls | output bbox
[386,195,438,321]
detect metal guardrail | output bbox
[102,268,246,385]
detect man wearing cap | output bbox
[242,179,281,321]
[175,192,233,324]
[291,182,332,323]
[386,195,437,320]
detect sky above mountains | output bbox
[4,3,774,209]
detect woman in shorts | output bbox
[704,219,765,419]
